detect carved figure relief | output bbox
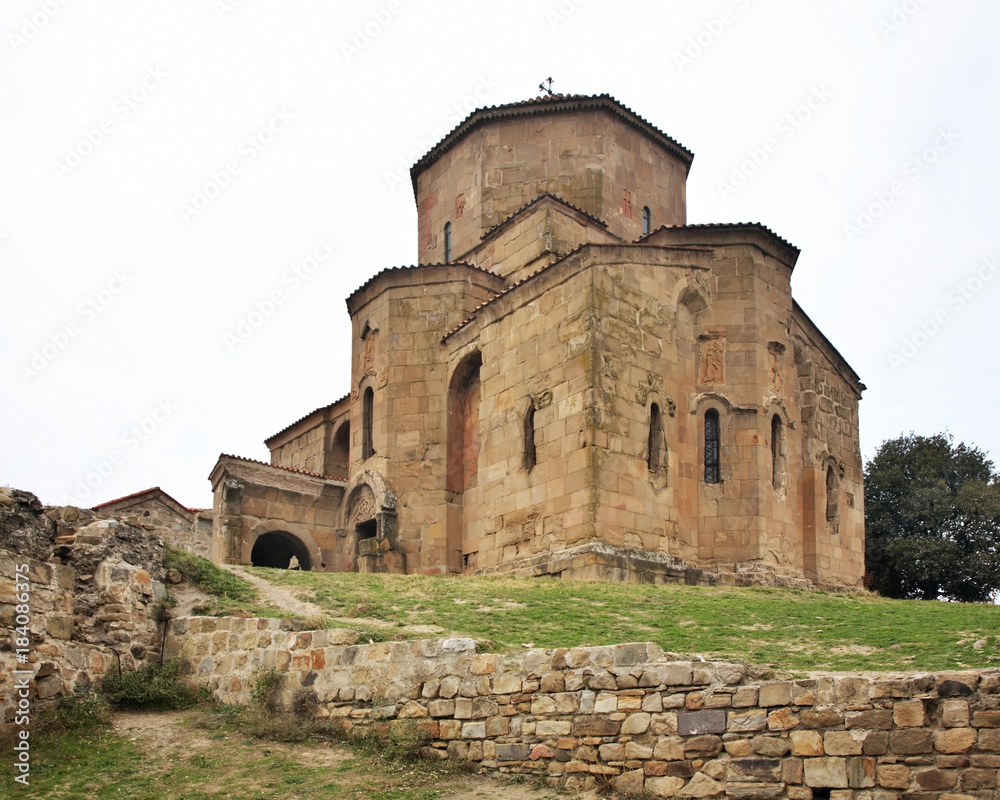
[767,342,785,394]
[700,339,725,385]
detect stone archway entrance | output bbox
[250,531,311,570]
[338,470,402,574]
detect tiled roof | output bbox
[93,486,191,514]
[638,222,799,254]
[410,94,695,196]
[479,192,616,242]
[345,262,499,310]
[218,453,348,482]
[443,243,591,341]
[264,394,350,445]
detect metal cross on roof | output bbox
[538,77,554,96]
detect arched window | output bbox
[523,402,536,472]
[771,415,784,490]
[362,386,375,460]
[648,402,666,471]
[444,221,452,263]
[826,464,838,521]
[642,206,651,236]
[704,409,720,484]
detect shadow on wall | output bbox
[250,531,311,570]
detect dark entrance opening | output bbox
[356,519,377,540]
[250,531,311,570]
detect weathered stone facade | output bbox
[0,490,172,726]
[170,619,1000,798]
[94,486,211,559]
[210,94,866,590]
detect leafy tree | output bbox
[865,432,1000,602]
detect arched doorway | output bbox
[250,531,312,570]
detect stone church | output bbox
[207,93,866,590]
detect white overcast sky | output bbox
[2,0,998,510]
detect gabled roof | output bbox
[478,192,619,244]
[344,261,501,314]
[214,453,348,483]
[639,223,801,270]
[410,94,695,198]
[264,394,350,447]
[93,487,198,517]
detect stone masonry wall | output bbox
[169,619,1000,799]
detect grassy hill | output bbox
[240,568,1000,675]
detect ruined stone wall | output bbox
[94,497,211,560]
[0,534,169,727]
[169,621,1000,799]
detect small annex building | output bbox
[207,93,866,590]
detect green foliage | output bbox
[865,432,1000,602]
[101,658,202,710]
[164,546,257,602]
[36,687,112,733]
[249,666,283,711]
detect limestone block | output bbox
[621,713,651,735]
[536,720,572,737]
[615,769,645,795]
[766,708,798,731]
[653,737,686,761]
[791,730,824,757]
[876,764,910,789]
[725,759,781,783]
[893,699,925,727]
[750,736,789,758]
[824,730,865,756]
[728,710,767,733]
[847,756,876,788]
[758,683,792,707]
[677,772,725,798]
[645,776,685,797]
[460,722,486,739]
[803,757,848,788]
[934,728,978,754]
[890,729,933,754]
[846,709,892,730]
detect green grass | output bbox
[165,547,257,603]
[247,567,1000,673]
[3,712,508,800]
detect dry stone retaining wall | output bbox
[168,617,1000,799]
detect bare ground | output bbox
[112,711,591,800]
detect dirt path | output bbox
[111,711,592,800]
[222,564,326,618]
